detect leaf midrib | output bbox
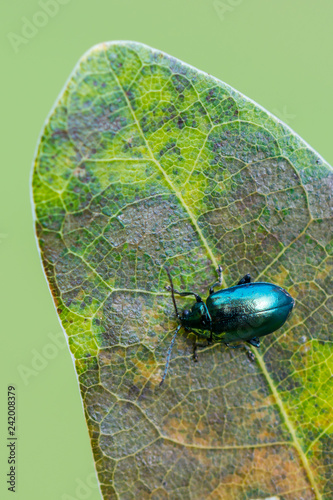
[102,45,321,500]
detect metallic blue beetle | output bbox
[160,266,295,385]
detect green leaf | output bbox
[32,42,333,500]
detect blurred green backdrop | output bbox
[0,1,332,498]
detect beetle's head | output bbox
[180,307,193,327]
[182,308,190,319]
[180,301,206,328]
[165,267,208,329]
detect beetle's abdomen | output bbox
[206,282,295,342]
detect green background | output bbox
[1,1,332,498]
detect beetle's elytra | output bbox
[160,266,295,385]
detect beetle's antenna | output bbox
[159,324,181,386]
[165,267,180,318]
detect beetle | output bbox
[160,266,295,385]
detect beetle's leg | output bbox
[237,273,251,285]
[209,327,213,343]
[247,350,256,362]
[193,337,212,362]
[209,265,223,294]
[226,343,256,362]
[225,343,244,349]
[193,340,198,362]
[165,286,203,303]
[247,337,260,348]
[159,324,181,386]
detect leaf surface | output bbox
[32,42,333,500]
